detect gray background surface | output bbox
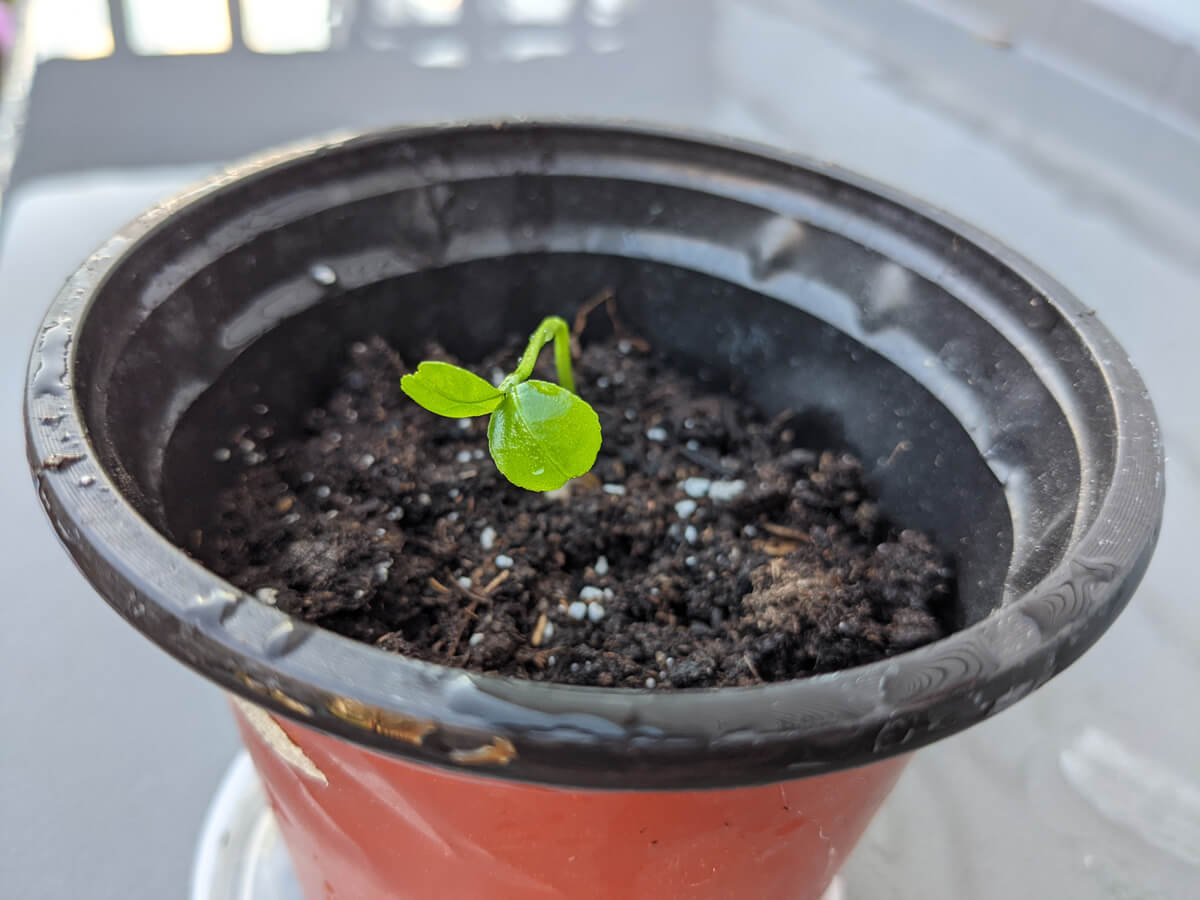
[1,1,1197,897]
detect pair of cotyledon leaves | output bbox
[400,359,602,492]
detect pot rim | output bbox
[25,120,1164,789]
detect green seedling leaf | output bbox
[400,315,602,491]
[400,361,504,418]
[487,380,602,491]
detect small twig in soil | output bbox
[758,539,801,557]
[570,287,650,354]
[449,598,479,658]
[531,612,548,647]
[743,653,763,683]
[516,646,555,668]
[571,288,612,346]
[482,570,510,595]
[452,577,491,608]
[427,577,450,594]
[762,522,812,543]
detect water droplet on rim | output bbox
[309,263,337,286]
[32,319,72,398]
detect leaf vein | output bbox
[509,395,569,481]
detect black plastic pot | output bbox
[25,122,1164,897]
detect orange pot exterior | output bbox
[234,704,906,900]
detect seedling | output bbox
[400,316,602,491]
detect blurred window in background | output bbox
[31,0,114,60]
[241,0,332,54]
[124,0,232,55]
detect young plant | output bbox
[400,316,602,492]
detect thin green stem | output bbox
[499,316,576,394]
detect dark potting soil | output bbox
[198,334,954,689]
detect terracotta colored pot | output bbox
[234,703,906,899]
[26,123,1164,900]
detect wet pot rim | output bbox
[24,120,1164,790]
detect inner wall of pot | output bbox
[69,127,1102,633]
[152,253,1011,628]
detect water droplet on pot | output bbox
[32,319,72,398]
[1023,295,1057,331]
[309,263,337,286]
[184,589,241,627]
[749,216,806,280]
[858,261,915,333]
[263,620,309,658]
